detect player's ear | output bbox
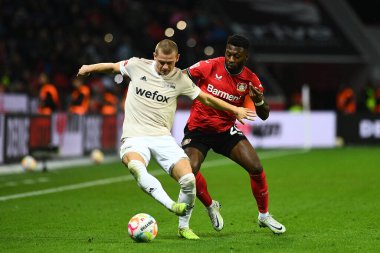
[153,52,157,59]
[176,54,180,63]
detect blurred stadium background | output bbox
[0,0,377,159]
[1,0,379,167]
[1,0,380,167]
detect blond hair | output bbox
[155,39,178,55]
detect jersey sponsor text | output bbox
[207,84,241,102]
[135,87,169,103]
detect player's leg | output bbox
[228,139,267,213]
[184,146,224,231]
[153,136,199,239]
[229,139,286,234]
[182,131,224,232]
[171,159,199,239]
[120,137,184,215]
[183,147,212,206]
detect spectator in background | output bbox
[288,92,303,112]
[358,83,376,113]
[0,0,223,100]
[101,89,118,115]
[375,87,380,113]
[69,78,90,115]
[38,73,60,115]
[0,72,10,94]
[336,85,356,114]
[87,77,106,113]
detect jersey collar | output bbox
[224,63,243,76]
[151,60,176,78]
[151,60,161,77]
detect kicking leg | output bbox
[123,153,185,216]
[172,158,199,240]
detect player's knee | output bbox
[190,161,202,174]
[178,173,195,192]
[127,160,145,176]
[251,164,263,174]
[121,154,129,167]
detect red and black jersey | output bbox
[186,57,263,133]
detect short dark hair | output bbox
[227,34,250,50]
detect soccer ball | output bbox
[21,155,37,171]
[90,149,104,164]
[128,213,158,242]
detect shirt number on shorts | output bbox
[230,125,242,136]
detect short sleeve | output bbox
[251,73,264,93]
[187,59,213,80]
[181,74,201,100]
[119,57,138,77]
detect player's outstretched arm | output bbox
[77,62,121,76]
[249,85,270,120]
[196,91,256,124]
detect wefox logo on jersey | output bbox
[207,84,241,102]
[135,87,169,103]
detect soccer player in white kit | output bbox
[77,39,256,239]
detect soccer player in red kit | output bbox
[180,34,286,234]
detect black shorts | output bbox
[181,124,247,157]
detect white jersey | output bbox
[119,57,201,138]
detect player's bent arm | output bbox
[77,62,121,76]
[196,91,256,123]
[196,91,236,112]
[248,85,270,120]
[255,100,270,120]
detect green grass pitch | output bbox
[1,147,379,253]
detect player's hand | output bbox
[249,85,264,104]
[77,65,91,76]
[235,107,257,124]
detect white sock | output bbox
[259,212,269,219]
[177,173,196,229]
[127,160,174,210]
[207,200,215,209]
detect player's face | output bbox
[154,50,179,76]
[225,44,248,74]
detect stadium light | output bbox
[176,20,187,30]
[186,38,197,48]
[165,28,175,37]
[104,33,113,43]
[204,46,214,56]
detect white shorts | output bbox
[120,135,189,174]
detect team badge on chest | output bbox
[236,82,248,92]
